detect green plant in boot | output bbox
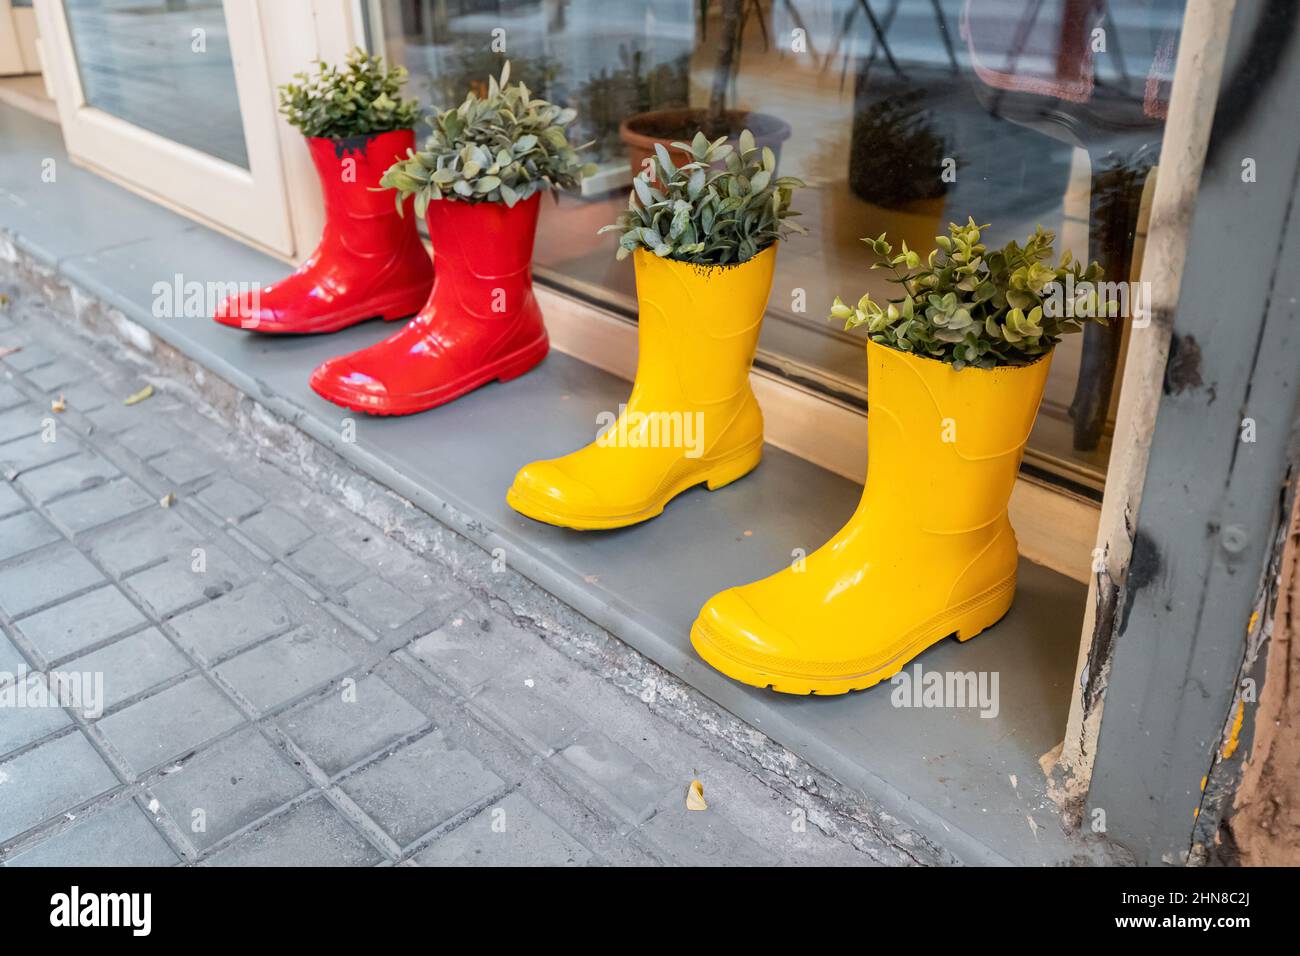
[600,129,806,266]
[380,61,596,215]
[833,219,1116,369]
[278,48,420,140]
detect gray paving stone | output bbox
[56,381,115,414]
[0,545,105,618]
[0,480,25,518]
[149,728,309,852]
[194,476,265,522]
[238,506,313,556]
[70,629,190,711]
[277,675,427,776]
[2,344,54,372]
[16,585,148,663]
[117,420,187,460]
[416,792,593,867]
[287,536,364,591]
[95,676,244,777]
[637,801,780,867]
[0,430,80,473]
[27,359,86,392]
[203,796,383,867]
[475,676,585,757]
[123,557,235,619]
[0,382,24,411]
[151,446,220,487]
[0,405,41,444]
[15,452,121,504]
[558,732,670,828]
[407,615,530,696]
[339,734,505,847]
[46,478,155,536]
[0,509,60,562]
[4,801,179,867]
[341,576,424,632]
[0,634,27,676]
[168,582,293,664]
[0,677,73,755]
[86,509,205,577]
[86,400,157,436]
[0,732,119,842]
[215,626,360,714]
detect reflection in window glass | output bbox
[62,0,249,168]
[369,0,1187,489]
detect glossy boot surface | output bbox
[507,245,777,530]
[214,130,432,334]
[691,340,1053,695]
[309,194,548,415]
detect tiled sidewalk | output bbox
[0,269,872,867]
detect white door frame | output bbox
[34,0,296,257]
[0,1,41,75]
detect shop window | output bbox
[366,0,1186,493]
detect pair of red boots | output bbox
[214,130,548,415]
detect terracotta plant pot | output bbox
[618,107,791,179]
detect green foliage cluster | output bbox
[833,220,1113,369]
[380,62,595,215]
[278,48,419,140]
[600,130,805,265]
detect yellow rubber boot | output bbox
[691,339,1053,695]
[507,246,777,530]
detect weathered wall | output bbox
[1221,491,1300,865]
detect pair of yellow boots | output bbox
[506,246,1051,696]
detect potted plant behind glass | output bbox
[833,90,954,257]
[570,45,691,173]
[691,220,1113,695]
[506,131,805,530]
[308,62,594,416]
[619,0,790,177]
[214,49,432,334]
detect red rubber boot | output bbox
[309,193,549,415]
[214,129,432,334]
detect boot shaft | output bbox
[630,245,776,408]
[424,194,541,320]
[862,340,1052,533]
[307,130,419,256]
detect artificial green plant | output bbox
[278,48,419,140]
[380,62,595,215]
[600,129,805,265]
[832,220,1114,369]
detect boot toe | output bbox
[213,291,277,330]
[310,357,391,411]
[691,587,830,694]
[507,459,605,525]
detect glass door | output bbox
[35,0,294,255]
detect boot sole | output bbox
[690,576,1016,696]
[311,334,549,416]
[214,286,430,335]
[505,442,763,531]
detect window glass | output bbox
[62,0,249,168]
[367,0,1187,490]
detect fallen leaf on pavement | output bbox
[124,384,154,406]
[686,779,708,811]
